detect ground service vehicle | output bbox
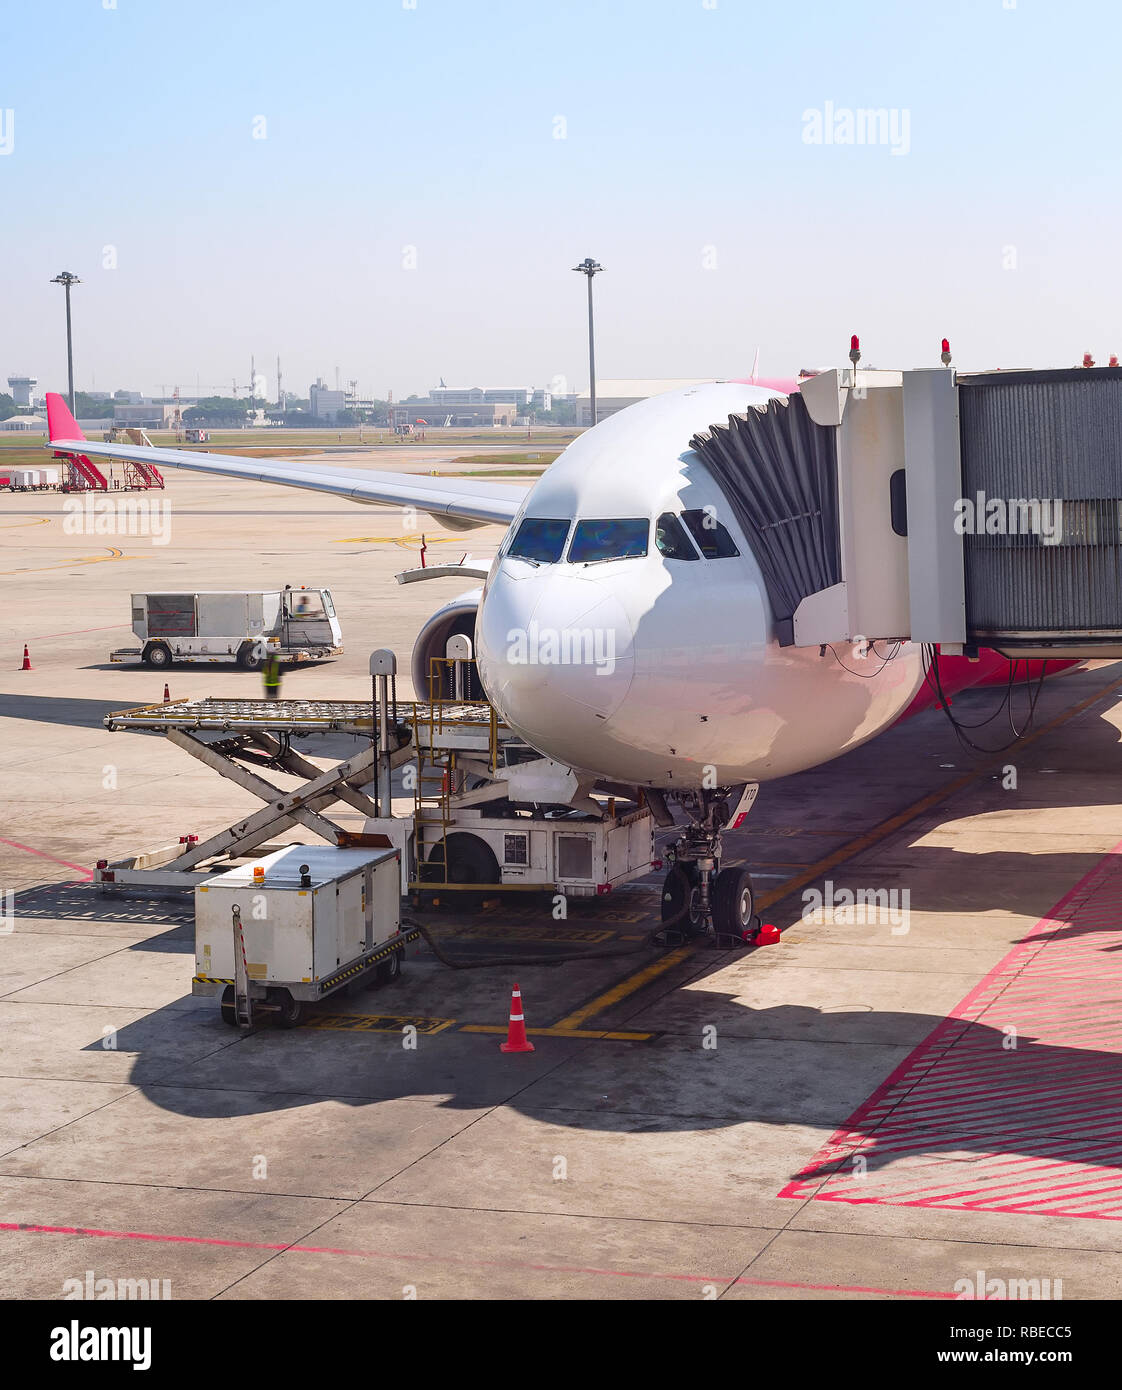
[110,587,343,668]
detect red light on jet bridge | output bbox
[940,338,952,366]
[1111,355,1120,368]
[1083,352,1095,368]
[848,335,861,366]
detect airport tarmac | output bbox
[4,462,1122,1299]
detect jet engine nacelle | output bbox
[410,587,484,699]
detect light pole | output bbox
[572,257,603,427]
[50,272,81,413]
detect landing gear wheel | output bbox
[661,864,704,934]
[269,989,305,1029]
[712,866,755,938]
[144,642,171,669]
[220,984,237,1027]
[375,948,403,985]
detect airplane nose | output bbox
[477,566,636,755]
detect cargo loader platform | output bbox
[95,692,525,891]
[97,698,413,890]
[95,677,656,903]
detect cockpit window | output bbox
[567,518,649,564]
[682,508,740,559]
[655,512,700,561]
[507,517,570,564]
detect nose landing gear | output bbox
[660,784,760,944]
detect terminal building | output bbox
[112,403,182,428]
[390,383,565,428]
[427,386,544,408]
[391,398,517,428]
[575,378,715,426]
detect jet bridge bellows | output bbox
[689,393,842,646]
[695,365,1122,660]
[956,369,1122,651]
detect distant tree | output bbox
[348,400,390,425]
[73,392,110,419]
[183,397,255,426]
[0,393,16,421]
[272,410,321,427]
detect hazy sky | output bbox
[2,0,1119,401]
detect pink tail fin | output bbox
[46,392,86,443]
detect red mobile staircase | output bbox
[46,395,165,492]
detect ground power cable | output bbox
[923,644,1049,755]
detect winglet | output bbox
[46,392,86,443]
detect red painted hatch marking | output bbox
[780,839,1122,1219]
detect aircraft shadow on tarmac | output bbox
[0,693,133,728]
[59,993,1122,1197]
[43,827,1122,1172]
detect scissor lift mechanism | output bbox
[96,693,519,890]
[97,698,409,889]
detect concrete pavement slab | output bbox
[0,1001,237,1084]
[371,1106,841,1228]
[723,1226,1121,1300]
[217,1199,777,1301]
[0,1174,351,1300]
[0,1084,495,1199]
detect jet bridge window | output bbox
[567,518,649,564]
[655,512,700,561]
[682,509,740,559]
[507,517,571,564]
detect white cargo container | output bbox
[110,587,343,668]
[8,468,58,488]
[194,845,404,1026]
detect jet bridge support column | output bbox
[902,369,968,652]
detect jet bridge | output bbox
[690,364,1122,659]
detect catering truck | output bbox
[110,587,343,669]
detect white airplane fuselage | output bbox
[475,382,924,789]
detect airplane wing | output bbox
[44,393,527,531]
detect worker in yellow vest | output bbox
[262,651,282,701]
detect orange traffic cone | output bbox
[163,683,170,702]
[500,982,535,1053]
[756,923,781,946]
[19,644,32,671]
